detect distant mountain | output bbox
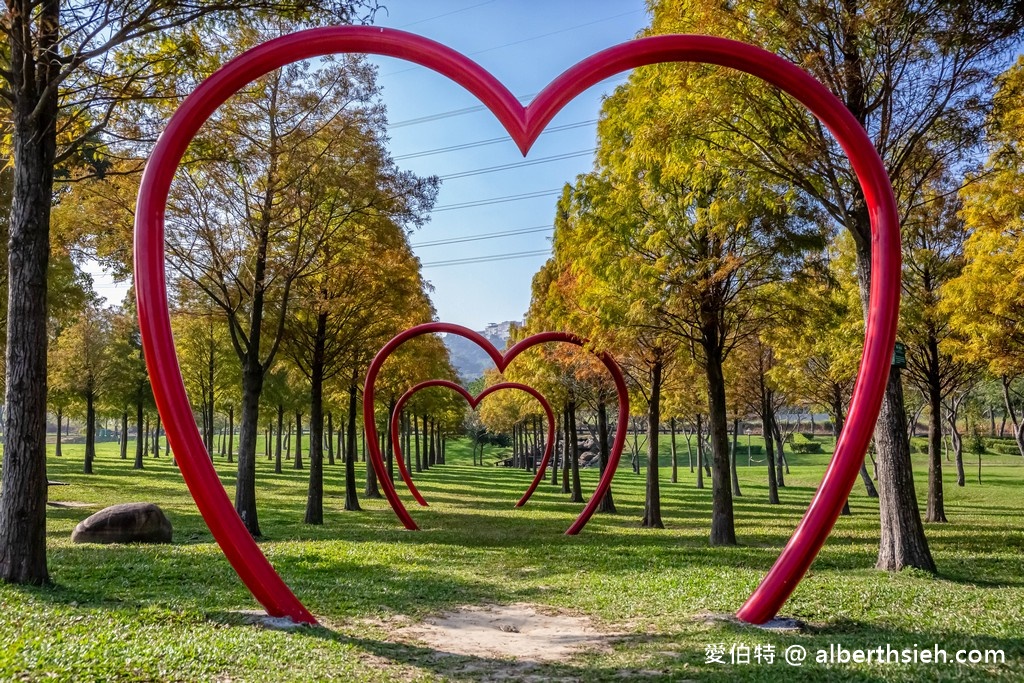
[443,321,515,382]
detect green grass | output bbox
[1,435,1022,681]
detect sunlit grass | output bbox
[1,435,1022,681]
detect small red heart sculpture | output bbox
[364,323,628,534]
[387,379,557,509]
[135,28,899,626]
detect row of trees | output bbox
[0,0,474,585]
[464,0,1024,580]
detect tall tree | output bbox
[49,304,111,475]
[0,0,375,586]
[564,103,824,544]
[165,37,433,535]
[647,0,1024,571]
[947,57,1024,459]
[900,175,972,523]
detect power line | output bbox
[382,9,644,77]
[438,149,593,180]
[432,188,562,212]
[412,224,552,248]
[396,0,499,29]
[386,72,625,130]
[469,9,644,59]
[421,249,550,268]
[389,93,536,129]
[394,119,596,160]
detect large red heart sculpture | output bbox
[134,27,900,626]
[387,379,557,509]
[365,323,627,533]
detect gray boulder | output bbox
[71,502,172,544]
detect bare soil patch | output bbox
[387,602,620,663]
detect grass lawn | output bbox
[1,434,1022,681]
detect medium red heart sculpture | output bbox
[364,323,628,533]
[387,379,557,509]
[134,28,900,626]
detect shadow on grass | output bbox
[196,611,1024,683]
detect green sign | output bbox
[892,341,907,369]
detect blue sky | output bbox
[91,1,651,330]
[370,1,650,330]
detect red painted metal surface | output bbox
[363,323,629,534]
[387,379,556,508]
[134,27,899,626]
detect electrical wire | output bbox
[389,93,536,128]
[382,9,645,77]
[437,149,593,180]
[431,188,562,212]
[395,0,499,29]
[393,119,596,160]
[411,224,551,248]
[421,249,550,268]
[468,9,644,58]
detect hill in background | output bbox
[443,321,514,382]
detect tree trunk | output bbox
[342,417,350,464]
[596,400,616,514]
[56,409,63,458]
[144,415,150,458]
[386,398,396,482]
[421,414,429,471]
[684,424,694,473]
[762,395,780,505]
[949,412,965,487]
[695,414,705,490]
[403,411,412,475]
[235,363,264,538]
[925,349,947,523]
[852,233,935,572]
[415,413,422,472]
[641,359,663,528]
[344,383,361,511]
[153,413,161,459]
[365,414,381,498]
[875,365,936,571]
[731,418,742,497]
[304,313,326,524]
[512,423,518,468]
[704,339,736,545]
[327,411,334,466]
[119,411,128,460]
[669,417,678,484]
[225,407,233,463]
[1001,375,1020,452]
[430,419,438,465]
[772,415,787,486]
[274,404,284,474]
[569,401,584,503]
[561,406,571,494]
[292,411,302,470]
[206,321,215,455]
[550,421,560,485]
[134,398,145,470]
[0,0,59,585]
[84,394,96,475]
